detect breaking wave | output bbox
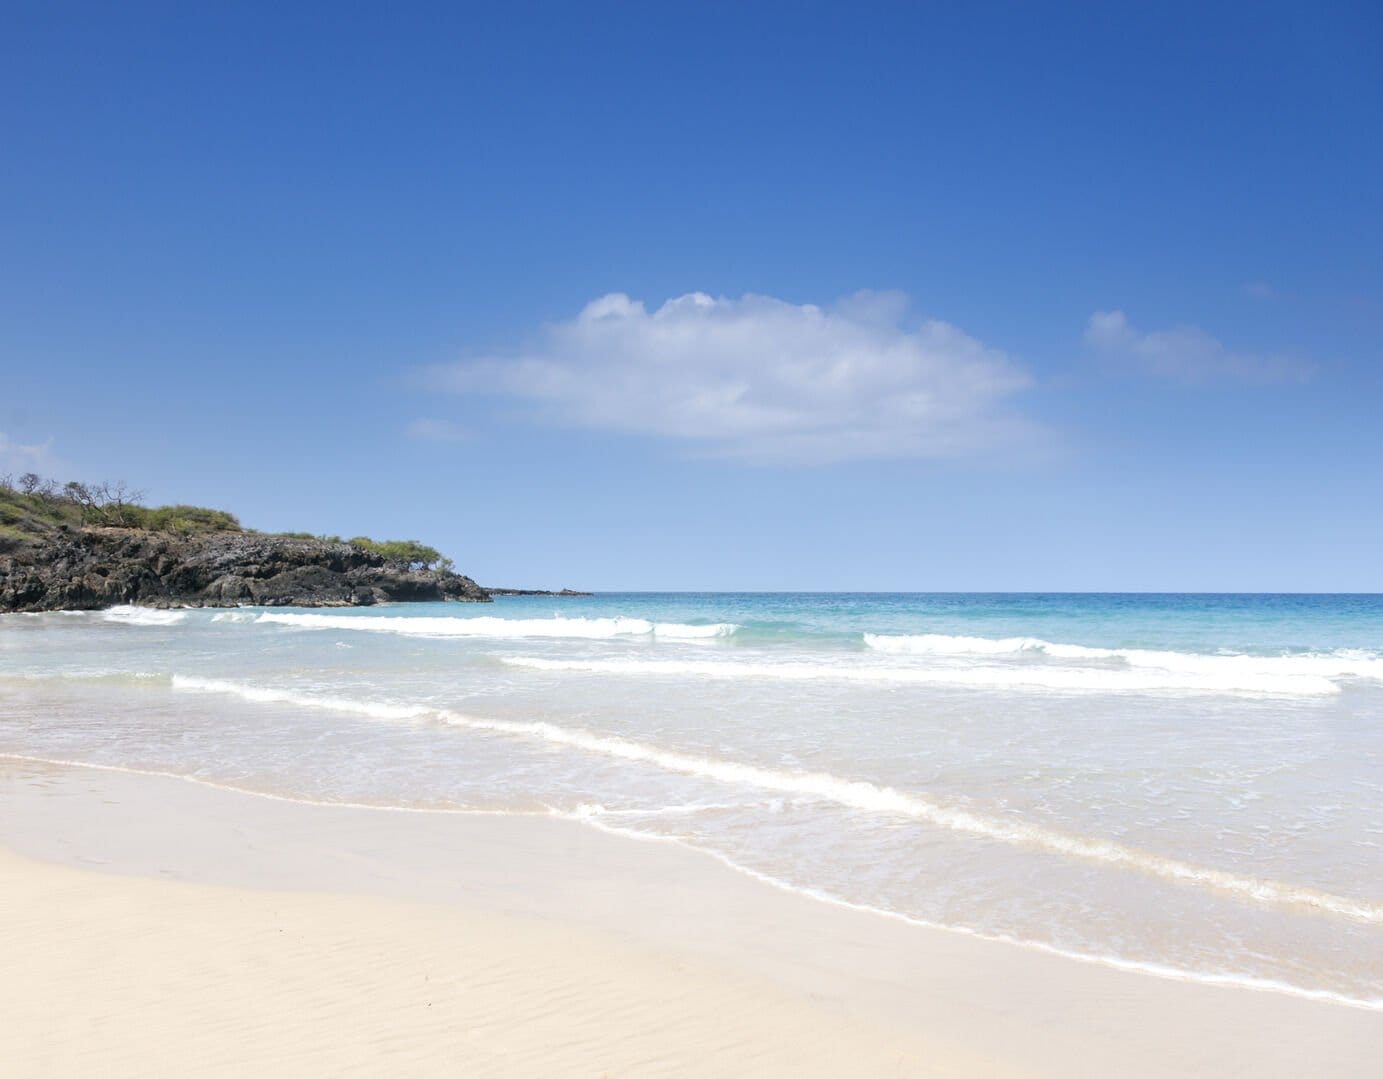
[498,655,1339,697]
[863,632,1383,683]
[99,606,188,627]
[253,612,738,640]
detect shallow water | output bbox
[2,593,1380,1007]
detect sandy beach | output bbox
[7,0,1380,1072]
[1,759,1378,1077]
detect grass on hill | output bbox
[0,483,239,538]
[0,474,453,571]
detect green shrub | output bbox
[142,505,241,532]
[0,478,448,573]
[346,536,449,570]
[0,487,83,533]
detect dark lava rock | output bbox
[0,528,491,612]
[484,587,594,597]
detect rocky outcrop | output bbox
[0,528,491,612]
[483,587,593,597]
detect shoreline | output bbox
[6,748,1377,1014]
[3,759,1379,1075]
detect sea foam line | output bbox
[254,612,738,640]
[99,605,188,626]
[565,807,1383,1014]
[0,752,543,817]
[169,675,1383,923]
[6,750,1378,1013]
[0,670,165,684]
[864,632,1383,682]
[499,655,1339,697]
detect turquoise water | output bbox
[432,591,1383,652]
[2,593,1380,1007]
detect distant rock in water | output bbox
[484,587,593,597]
[0,528,491,612]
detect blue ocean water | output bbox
[2,593,1380,1006]
[450,591,1383,652]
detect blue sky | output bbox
[2,2,1380,590]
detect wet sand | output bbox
[2,760,1378,1076]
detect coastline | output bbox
[3,759,1379,1076]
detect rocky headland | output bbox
[0,478,586,613]
[0,527,491,612]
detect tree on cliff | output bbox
[347,537,453,572]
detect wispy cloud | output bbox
[406,418,470,443]
[1084,310,1313,385]
[0,432,55,475]
[1242,282,1276,301]
[425,291,1038,464]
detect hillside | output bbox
[0,478,490,612]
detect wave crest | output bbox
[100,606,188,626]
[500,655,1339,697]
[863,632,1383,685]
[253,612,738,640]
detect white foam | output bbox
[864,633,1383,683]
[8,749,1378,1012]
[570,800,758,818]
[499,655,1339,697]
[99,606,188,626]
[0,752,541,817]
[253,612,738,640]
[563,808,1383,1013]
[0,670,165,684]
[650,621,739,639]
[172,675,434,721]
[169,675,1381,923]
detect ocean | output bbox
[2,592,1380,1009]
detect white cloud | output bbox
[0,432,54,476]
[1084,310,1313,384]
[406,418,470,443]
[427,291,1037,464]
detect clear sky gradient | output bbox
[3,2,1380,590]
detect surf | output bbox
[169,674,1381,923]
[253,611,739,639]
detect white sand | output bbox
[2,760,1379,1076]
[1,847,965,1076]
